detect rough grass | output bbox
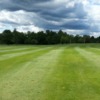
[0,44,100,100]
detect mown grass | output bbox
[0,44,100,100]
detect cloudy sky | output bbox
[0,0,100,36]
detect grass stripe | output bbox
[0,47,52,61]
[0,46,29,50]
[0,47,64,100]
[38,47,100,100]
[75,47,100,67]
[0,47,40,56]
[0,47,31,52]
[0,47,56,77]
[84,47,100,55]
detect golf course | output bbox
[0,44,100,100]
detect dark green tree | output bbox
[12,29,26,44]
[37,31,47,44]
[25,31,38,44]
[2,30,13,44]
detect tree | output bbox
[46,30,58,44]
[83,35,91,43]
[90,36,95,43]
[37,31,46,44]
[68,35,74,43]
[96,36,100,43]
[12,29,26,44]
[0,29,99,45]
[25,31,38,44]
[58,30,69,43]
[74,35,80,43]
[0,34,3,44]
[2,30,13,44]
[60,36,68,44]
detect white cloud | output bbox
[17,25,44,32]
[63,29,86,36]
[0,10,44,32]
[0,10,37,25]
[88,5,100,20]
[0,23,4,28]
[66,1,75,8]
[92,32,100,37]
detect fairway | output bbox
[0,45,100,100]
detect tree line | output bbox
[0,29,100,45]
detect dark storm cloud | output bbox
[39,2,87,23]
[40,19,90,30]
[62,21,90,30]
[0,0,52,11]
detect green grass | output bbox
[0,44,100,100]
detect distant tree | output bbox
[25,31,38,44]
[12,29,26,44]
[2,30,13,44]
[68,35,75,43]
[37,31,47,44]
[83,35,91,43]
[0,29,100,45]
[58,30,69,43]
[96,36,100,43]
[74,35,80,43]
[46,30,58,44]
[60,36,68,44]
[90,36,95,43]
[58,30,64,43]
[0,34,3,44]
